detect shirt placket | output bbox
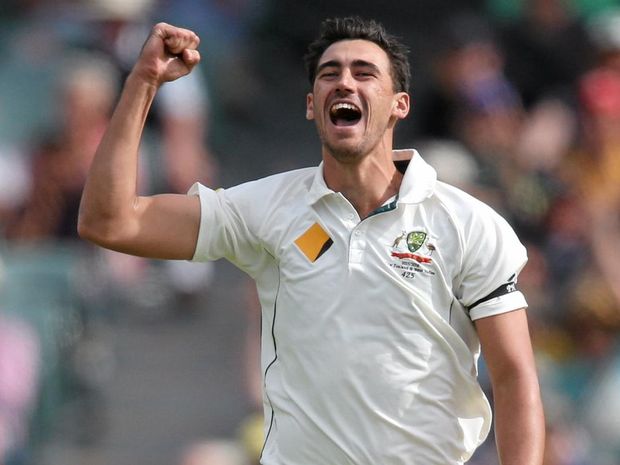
[336,197,368,268]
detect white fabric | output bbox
[189,149,528,465]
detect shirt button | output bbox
[354,230,362,236]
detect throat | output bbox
[322,146,404,219]
[338,169,403,220]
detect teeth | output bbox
[330,102,360,113]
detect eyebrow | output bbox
[316,59,382,75]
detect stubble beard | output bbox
[323,139,367,164]
[318,123,374,165]
[317,116,390,165]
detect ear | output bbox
[392,92,410,120]
[306,93,314,120]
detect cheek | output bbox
[368,87,395,113]
[369,98,395,122]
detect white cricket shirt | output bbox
[189,149,528,465]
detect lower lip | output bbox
[329,124,360,136]
[329,118,362,128]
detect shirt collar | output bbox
[306,149,437,205]
[306,162,333,205]
[395,149,437,204]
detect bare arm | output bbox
[475,309,545,465]
[78,23,203,260]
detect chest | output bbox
[263,198,462,329]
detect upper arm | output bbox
[475,309,539,387]
[79,192,201,260]
[132,193,201,259]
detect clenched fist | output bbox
[132,23,201,87]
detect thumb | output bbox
[182,48,201,68]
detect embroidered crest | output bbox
[406,231,427,253]
[388,229,436,278]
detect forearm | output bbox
[493,374,545,465]
[476,310,546,465]
[78,73,158,245]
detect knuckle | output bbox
[153,22,169,33]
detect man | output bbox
[78,17,544,465]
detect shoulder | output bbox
[432,181,511,229]
[190,166,317,225]
[219,167,317,230]
[227,166,316,200]
[430,181,523,257]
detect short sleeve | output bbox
[187,182,271,278]
[456,204,528,321]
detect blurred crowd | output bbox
[1,1,620,465]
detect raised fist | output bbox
[132,23,201,87]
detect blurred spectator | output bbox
[541,192,589,322]
[0,144,30,231]
[527,9,620,463]
[67,0,219,302]
[0,1,72,148]
[587,7,620,68]
[156,0,265,123]
[3,52,119,241]
[416,13,508,138]
[0,314,40,465]
[63,0,219,192]
[498,0,595,107]
[428,14,582,244]
[514,98,577,174]
[417,139,479,190]
[178,440,250,465]
[509,98,577,240]
[417,13,532,220]
[1,0,219,307]
[416,13,521,190]
[560,25,620,308]
[539,298,620,464]
[0,258,41,465]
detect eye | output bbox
[318,70,338,79]
[355,71,375,78]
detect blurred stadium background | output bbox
[1,1,620,464]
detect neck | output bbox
[323,144,402,219]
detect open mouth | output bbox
[329,102,362,126]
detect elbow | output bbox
[77,212,107,247]
[77,214,98,244]
[77,209,125,250]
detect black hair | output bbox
[304,16,411,93]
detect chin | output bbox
[326,132,383,163]
[318,123,375,162]
[325,141,366,163]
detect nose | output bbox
[335,68,355,93]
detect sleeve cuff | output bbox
[469,291,528,321]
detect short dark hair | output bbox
[304,16,411,93]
